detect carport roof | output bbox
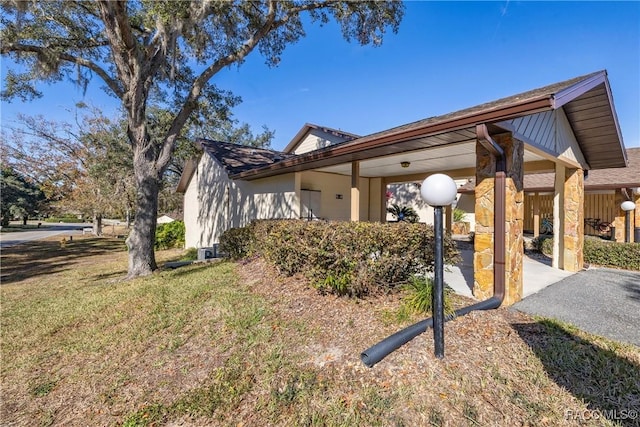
[458,147,640,193]
[231,70,627,181]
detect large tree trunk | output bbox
[126,153,160,278]
[93,213,102,236]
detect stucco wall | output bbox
[184,154,297,248]
[300,171,370,221]
[184,154,232,249]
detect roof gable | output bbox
[282,123,360,154]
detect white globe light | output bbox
[621,201,636,211]
[420,174,458,206]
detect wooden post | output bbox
[351,161,360,221]
[533,192,540,237]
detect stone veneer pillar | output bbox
[474,133,524,306]
[562,168,584,271]
[613,189,625,242]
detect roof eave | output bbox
[176,157,199,193]
[231,96,554,181]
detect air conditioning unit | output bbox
[197,244,224,260]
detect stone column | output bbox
[351,161,360,221]
[613,189,625,242]
[563,168,584,271]
[552,163,565,268]
[474,133,524,305]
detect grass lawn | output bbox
[1,237,638,426]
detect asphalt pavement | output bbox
[0,223,86,249]
[512,267,640,347]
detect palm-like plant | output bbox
[387,204,420,223]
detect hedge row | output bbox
[534,235,640,271]
[220,220,460,297]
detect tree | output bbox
[1,1,404,278]
[0,166,46,226]
[2,110,136,234]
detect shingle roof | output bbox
[459,148,640,193]
[198,139,295,176]
[232,71,626,181]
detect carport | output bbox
[232,70,628,305]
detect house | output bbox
[457,148,640,241]
[178,70,633,306]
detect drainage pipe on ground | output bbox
[361,124,507,367]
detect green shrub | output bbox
[222,220,460,297]
[453,208,466,223]
[402,275,453,315]
[584,238,640,270]
[533,235,639,271]
[155,221,185,250]
[533,235,554,256]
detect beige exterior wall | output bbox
[183,154,231,249]
[183,154,297,249]
[300,171,370,221]
[292,129,352,155]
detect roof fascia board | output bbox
[552,71,606,109]
[176,157,199,193]
[601,77,628,165]
[232,97,554,181]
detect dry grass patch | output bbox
[1,243,638,426]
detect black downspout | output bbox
[360,124,507,367]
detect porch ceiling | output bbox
[315,139,547,179]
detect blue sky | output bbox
[2,1,639,151]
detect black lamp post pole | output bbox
[625,210,631,243]
[433,205,445,359]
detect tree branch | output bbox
[1,42,124,99]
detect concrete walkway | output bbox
[444,248,574,298]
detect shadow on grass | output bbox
[0,238,126,285]
[513,320,640,427]
[162,260,227,279]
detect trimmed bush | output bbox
[155,221,185,250]
[220,220,460,297]
[584,238,640,270]
[532,235,639,271]
[533,235,554,256]
[219,223,256,260]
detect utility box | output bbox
[197,244,224,260]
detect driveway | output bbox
[512,267,640,347]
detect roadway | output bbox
[0,223,88,249]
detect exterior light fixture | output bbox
[401,161,410,168]
[420,173,458,359]
[621,200,636,243]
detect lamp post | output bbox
[420,173,458,359]
[621,200,636,243]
